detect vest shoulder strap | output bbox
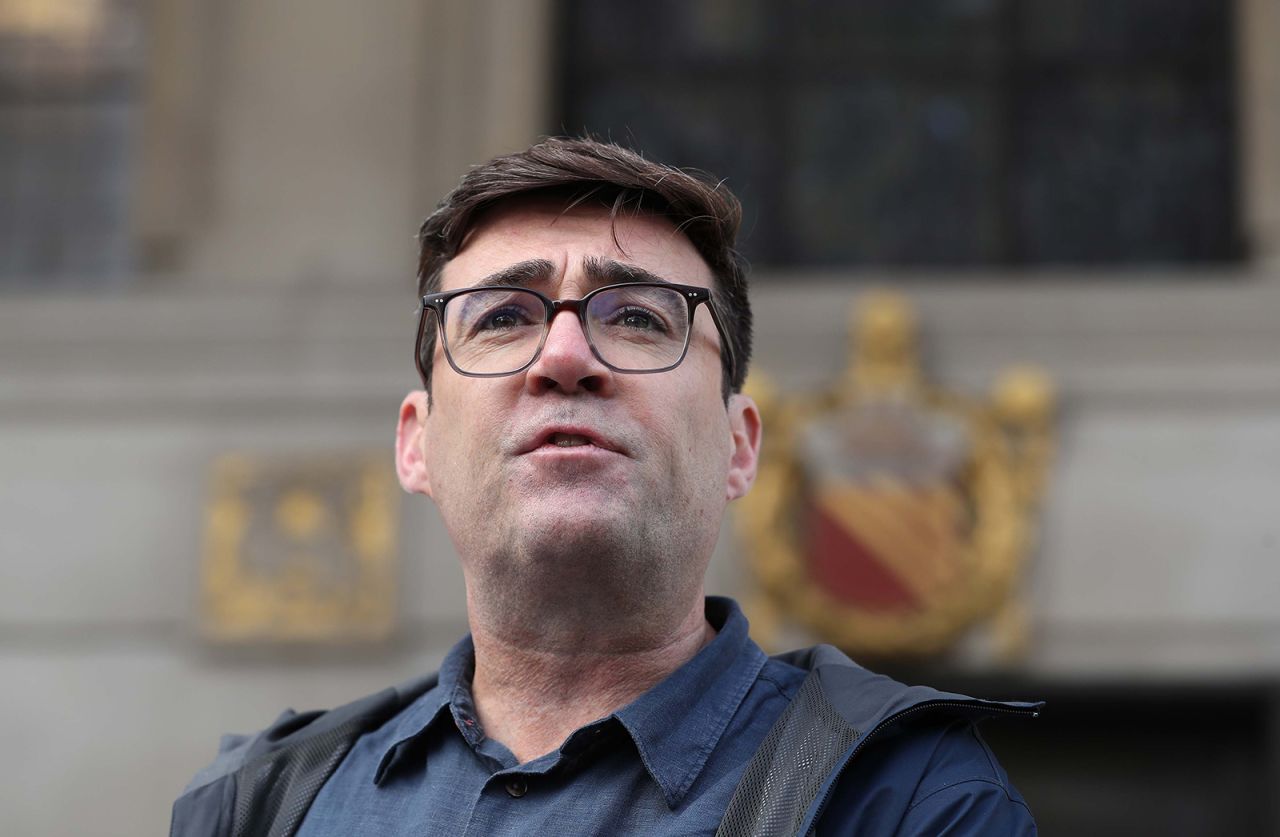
[715,670,859,837]
[231,712,371,837]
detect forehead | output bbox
[440,197,714,292]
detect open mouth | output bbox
[547,432,594,448]
[519,425,625,456]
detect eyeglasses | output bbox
[415,281,735,381]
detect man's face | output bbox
[396,198,760,630]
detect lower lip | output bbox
[525,443,622,460]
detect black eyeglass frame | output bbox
[415,281,737,384]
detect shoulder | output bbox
[768,645,1038,836]
[182,674,440,792]
[171,673,438,836]
[818,718,1035,836]
[897,720,1035,835]
[179,709,310,795]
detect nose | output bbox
[524,309,614,396]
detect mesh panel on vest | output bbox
[232,716,367,837]
[716,674,859,837]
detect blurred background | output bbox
[2,0,1278,834]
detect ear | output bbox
[725,393,763,501]
[395,391,433,497]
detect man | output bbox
[172,138,1038,836]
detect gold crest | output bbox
[200,453,399,645]
[739,292,1054,658]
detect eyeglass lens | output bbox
[443,285,691,375]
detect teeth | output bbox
[550,433,591,447]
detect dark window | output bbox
[556,0,1240,268]
[0,0,142,287]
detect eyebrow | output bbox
[581,256,673,288]
[473,257,674,292]
[474,259,557,288]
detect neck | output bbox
[467,593,714,764]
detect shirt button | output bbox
[505,778,528,798]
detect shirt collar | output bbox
[612,596,767,808]
[373,633,477,785]
[372,596,767,807]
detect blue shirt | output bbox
[296,598,806,837]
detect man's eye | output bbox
[476,307,527,331]
[615,306,667,332]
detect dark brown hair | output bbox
[415,137,751,398]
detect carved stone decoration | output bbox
[738,292,1054,659]
[200,453,399,645]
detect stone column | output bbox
[1239,0,1280,268]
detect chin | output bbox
[524,509,631,549]
[512,505,651,570]
[519,483,633,519]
